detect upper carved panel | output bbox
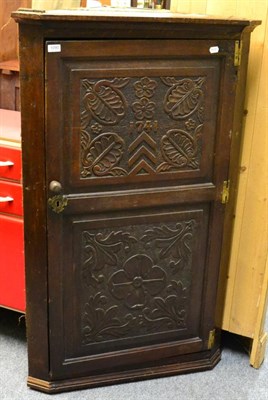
[80,76,206,180]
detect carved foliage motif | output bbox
[142,220,197,273]
[82,230,137,275]
[157,77,205,172]
[81,78,129,126]
[83,293,133,343]
[80,76,206,179]
[157,126,203,172]
[81,132,127,178]
[161,77,205,120]
[80,78,129,178]
[81,219,197,345]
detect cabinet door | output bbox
[45,39,237,380]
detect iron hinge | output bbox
[208,329,216,350]
[234,40,242,67]
[221,180,230,204]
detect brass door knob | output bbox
[49,180,62,193]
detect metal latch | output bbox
[221,180,230,204]
[208,329,216,350]
[234,40,242,67]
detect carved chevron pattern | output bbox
[128,131,157,175]
[129,160,156,175]
[129,132,157,153]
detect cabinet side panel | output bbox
[19,24,50,379]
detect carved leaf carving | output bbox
[110,78,130,88]
[159,128,200,170]
[167,280,188,300]
[82,79,127,125]
[82,230,137,274]
[82,133,126,177]
[142,221,197,273]
[143,294,187,329]
[81,129,91,151]
[156,162,173,173]
[83,293,134,343]
[164,78,205,120]
[81,109,92,129]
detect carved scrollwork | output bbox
[82,230,137,277]
[82,293,134,344]
[81,219,198,344]
[143,299,186,329]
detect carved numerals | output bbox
[80,76,207,179]
[81,219,197,345]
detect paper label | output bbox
[209,46,219,54]
[47,44,61,53]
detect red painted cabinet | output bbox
[0,108,25,312]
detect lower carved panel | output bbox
[80,218,198,347]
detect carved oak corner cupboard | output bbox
[12,8,260,393]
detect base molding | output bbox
[27,348,221,394]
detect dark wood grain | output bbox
[12,9,261,41]
[13,9,259,393]
[27,348,221,393]
[18,23,50,380]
